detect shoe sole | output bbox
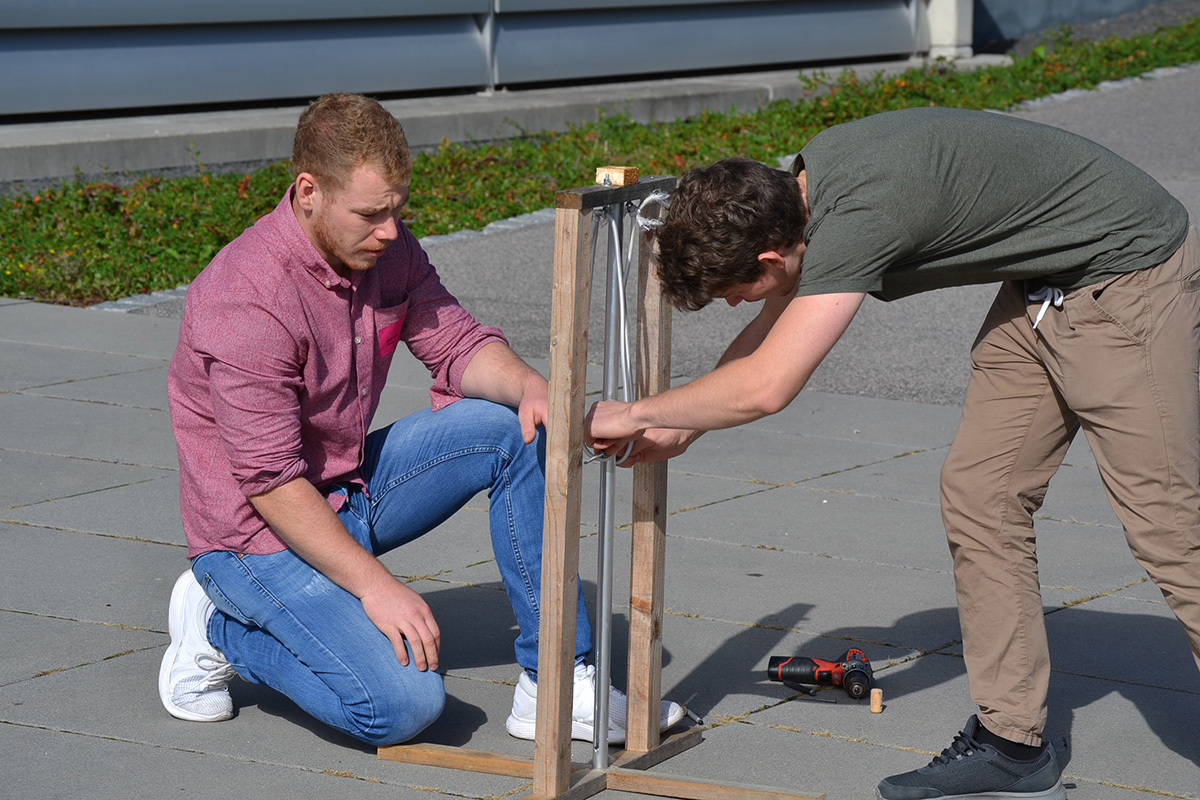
[875,779,1067,800]
[158,571,232,723]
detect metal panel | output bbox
[1,1,490,28]
[494,1,917,85]
[496,0,765,10]
[0,0,921,116]
[0,20,490,116]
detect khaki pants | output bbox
[941,226,1200,747]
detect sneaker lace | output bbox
[930,728,978,766]
[195,653,237,690]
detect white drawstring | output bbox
[1028,286,1064,329]
[635,190,670,231]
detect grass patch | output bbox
[3,19,1199,306]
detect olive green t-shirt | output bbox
[797,106,1189,301]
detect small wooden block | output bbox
[596,166,638,186]
[870,688,884,713]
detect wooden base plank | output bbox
[606,767,825,800]
[378,725,702,778]
[611,727,704,771]
[523,768,610,800]
[378,742,537,778]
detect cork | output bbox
[870,687,884,713]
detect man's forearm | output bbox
[249,477,442,669]
[714,295,792,369]
[248,478,394,600]
[460,342,545,408]
[630,355,792,432]
[588,292,866,446]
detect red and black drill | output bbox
[767,648,873,700]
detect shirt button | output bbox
[354,336,361,344]
[325,280,332,287]
[362,388,368,396]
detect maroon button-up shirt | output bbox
[167,191,506,557]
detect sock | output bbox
[975,722,1043,761]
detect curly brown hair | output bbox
[292,93,412,192]
[655,157,806,311]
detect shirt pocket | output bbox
[375,301,408,358]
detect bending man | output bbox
[585,106,1200,799]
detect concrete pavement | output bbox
[3,65,1200,800]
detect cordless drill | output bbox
[766,648,873,700]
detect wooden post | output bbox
[534,201,595,797]
[626,196,672,753]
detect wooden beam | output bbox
[606,768,826,800]
[626,191,674,753]
[556,176,676,211]
[611,727,703,772]
[379,731,703,779]
[378,743,537,778]
[534,202,596,797]
[524,768,610,800]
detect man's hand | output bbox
[461,342,549,444]
[516,370,549,444]
[584,399,644,458]
[618,427,701,465]
[360,579,442,670]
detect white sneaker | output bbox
[505,662,687,744]
[158,570,237,722]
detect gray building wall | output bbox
[2,1,923,117]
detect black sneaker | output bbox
[877,716,1067,800]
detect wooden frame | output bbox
[380,177,824,800]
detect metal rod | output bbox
[593,202,624,768]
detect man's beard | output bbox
[311,209,376,273]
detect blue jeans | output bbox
[194,399,593,745]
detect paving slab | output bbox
[0,723,454,800]
[662,482,950,571]
[0,343,166,395]
[22,363,170,410]
[0,521,184,629]
[0,392,176,468]
[0,449,167,512]
[650,535,961,652]
[746,390,964,451]
[0,610,165,688]
[1045,594,1200,694]
[0,300,181,358]
[1030,518,1157,603]
[1048,674,1200,797]
[3,472,184,545]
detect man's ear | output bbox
[294,172,320,213]
[757,250,788,273]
